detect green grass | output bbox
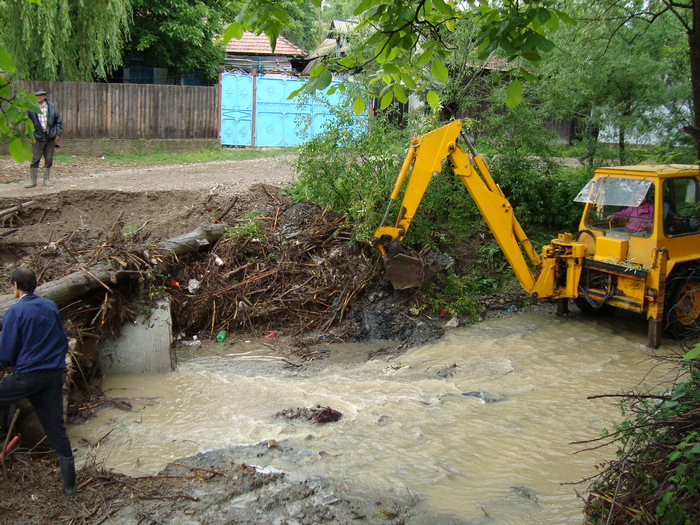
[56,146,296,168]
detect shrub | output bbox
[583,345,700,524]
[290,108,416,243]
[486,155,592,231]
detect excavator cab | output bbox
[577,176,655,239]
[575,166,700,267]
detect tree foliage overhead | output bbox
[591,0,700,157]
[124,0,226,80]
[510,0,694,162]
[224,0,319,53]
[223,0,575,112]
[320,0,360,24]
[0,0,132,81]
[226,0,698,158]
[273,0,319,53]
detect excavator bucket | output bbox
[382,239,453,290]
[385,251,436,290]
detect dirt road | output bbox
[0,156,296,194]
[0,155,297,244]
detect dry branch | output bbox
[0,201,33,219]
[167,203,374,337]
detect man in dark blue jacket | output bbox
[0,267,76,495]
[26,87,63,188]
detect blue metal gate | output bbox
[220,71,344,147]
[220,71,253,146]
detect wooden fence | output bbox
[13,81,219,140]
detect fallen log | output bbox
[153,223,228,255]
[0,201,34,220]
[0,223,228,326]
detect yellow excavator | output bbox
[373,121,700,348]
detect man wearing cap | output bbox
[26,87,63,188]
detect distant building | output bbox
[224,31,307,73]
[301,19,358,75]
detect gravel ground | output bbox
[0,155,297,195]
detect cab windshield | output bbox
[574,176,652,207]
[575,176,654,237]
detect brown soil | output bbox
[0,153,537,524]
[0,155,298,243]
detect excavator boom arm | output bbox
[374,121,542,292]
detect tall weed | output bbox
[291,108,419,242]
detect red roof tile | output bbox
[225,31,305,56]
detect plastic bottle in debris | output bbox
[216,330,227,342]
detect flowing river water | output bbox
[69,308,681,524]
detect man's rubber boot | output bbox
[25,168,38,188]
[58,455,76,496]
[43,167,53,186]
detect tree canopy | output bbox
[515,0,693,161]
[124,0,225,83]
[224,0,575,112]
[227,0,698,157]
[0,0,131,81]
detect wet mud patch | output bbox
[0,442,464,525]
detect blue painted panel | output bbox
[256,76,309,147]
[220,72,253,146]
[220,72,364,147]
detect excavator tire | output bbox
[663,265,700,340]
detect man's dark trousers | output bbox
[0,369,72,456]
[30,140,56,168]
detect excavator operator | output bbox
[608,190,654,236]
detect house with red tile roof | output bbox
[224,31,307,73]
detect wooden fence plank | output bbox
[12,81,218,140]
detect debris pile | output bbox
[275,405,344,423]
[166,202,379,338]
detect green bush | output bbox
[290,108,416,243]
[488,155,591,231]
[584,346,700,524]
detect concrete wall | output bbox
[98,298,174,375]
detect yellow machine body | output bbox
[374,121,700,348]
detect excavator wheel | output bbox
[663,265,700,340]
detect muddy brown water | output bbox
[70,309,681,524]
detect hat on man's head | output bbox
[33,87,47,96]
